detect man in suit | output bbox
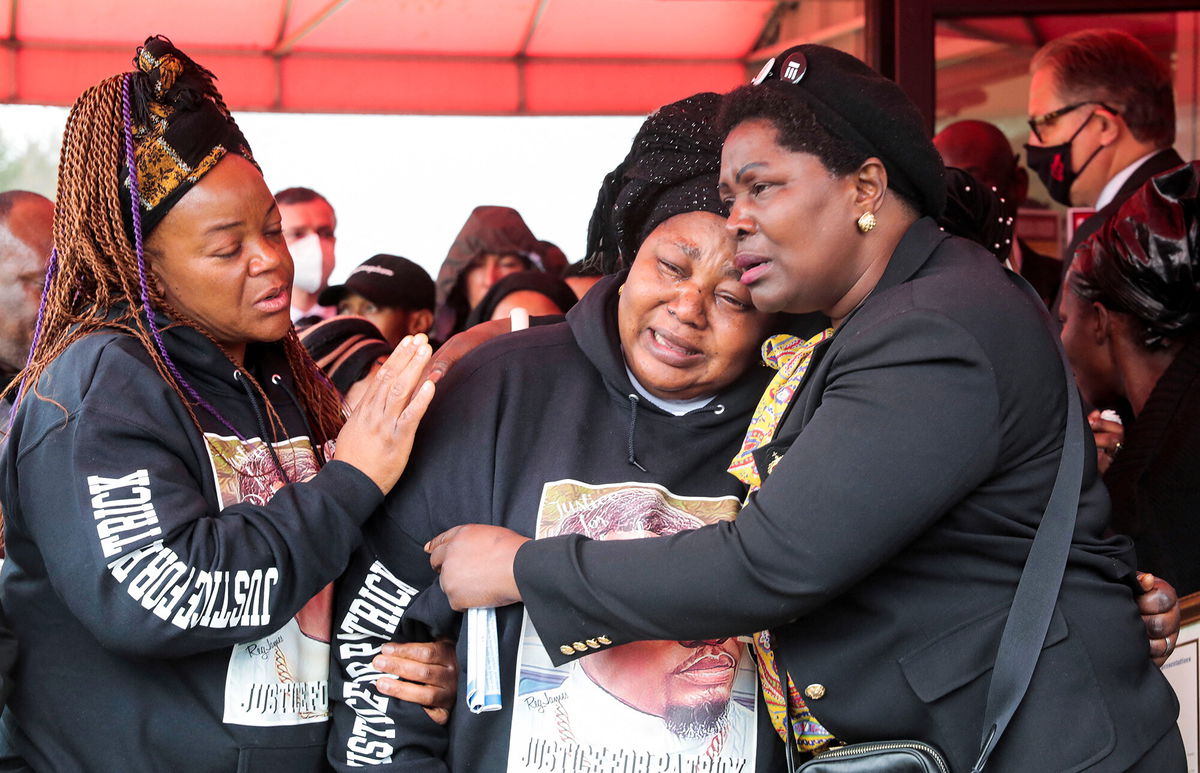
[934,119,1061,306]
[1024,28,1183,304]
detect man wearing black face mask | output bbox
[1025,28,1183,307]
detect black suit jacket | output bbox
[514,218,1180,772]
[1061,149,1186,283]
[1106,336,1200,596]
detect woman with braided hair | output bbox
[0,37,436,771]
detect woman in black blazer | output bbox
[429,45,1185,772]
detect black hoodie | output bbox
[432,206,541,343]
[328,275,782,772]
[0,316,382,772]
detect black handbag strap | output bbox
[773,274,1085,773]
[968,274,1085,772]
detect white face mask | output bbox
[289,233,327,295]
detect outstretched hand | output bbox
[426,525,529,611]
[333,334,436,495]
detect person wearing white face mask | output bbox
[276,186,338,322]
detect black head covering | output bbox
[297,316,392,397]
[1073,160,1200,349]
[464,270,578,328]
[937,167,1014,261]
[586,92,726,274]
[119,35,256,241]
[432,205,541,342]
[751,45,945,217]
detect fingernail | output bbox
[400,335,413,348]
[424,541,431,552]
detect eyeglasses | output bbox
[1027,101,1119,143]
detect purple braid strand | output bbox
[121,74,244,441]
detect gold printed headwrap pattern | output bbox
[121,35,256,238]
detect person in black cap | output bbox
[429,43,1184,772]
[319,254,436,349]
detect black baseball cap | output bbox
[318,254,435,311]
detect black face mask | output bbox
[1024,112,1107,207]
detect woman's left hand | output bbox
[372,639,458,725]
[1088,410,1124,474]
[427,525,529,610]
[1136,572,1180,666]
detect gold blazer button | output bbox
[559,645,576,656]
[804,684,826,700]
[585,639,600,649]
[572,641,589,652]
[597,635,612,645]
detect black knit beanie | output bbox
[752,45,945,217]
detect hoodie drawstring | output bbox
[626,394,647,472]
[270,374,325,466]
[234,370,291,484]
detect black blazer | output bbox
[1057,149,1186,304]
[515,218,1181,772]
[1106,336,1200,596]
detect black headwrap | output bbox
[937,167,1014,261]
[586,92,726,274]
[119,35,256,241]
[1072,160,1200,349]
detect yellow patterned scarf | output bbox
[728,329,835,752]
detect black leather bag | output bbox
[797,741,949,772]
[779,275,1085,773]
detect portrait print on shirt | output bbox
[508,480,758,773]
[204,433,332,728]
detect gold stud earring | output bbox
[856,211,877,233]
[617,283,625,295]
